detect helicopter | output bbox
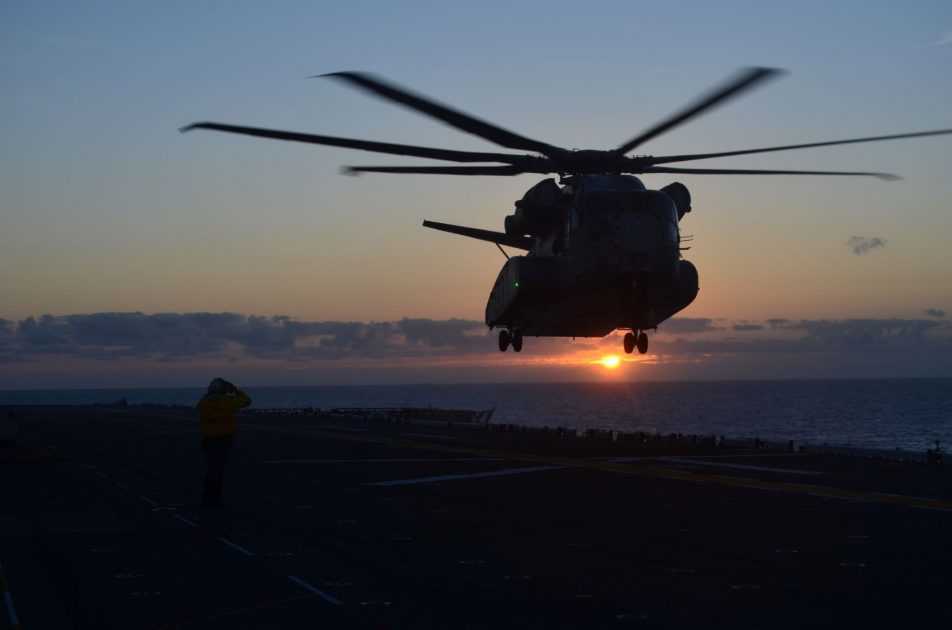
[182,68,952,355]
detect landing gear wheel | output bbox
[623,332,636,354]
[512,331,523,353]
[498,329,511,352]
[636,331,649,355]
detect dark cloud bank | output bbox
[0,313,490,361]
[1,312,950,364]
[659,318,951,356]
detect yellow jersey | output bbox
[197,389,252,438]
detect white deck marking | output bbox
[172,514,198,527]
[603,456,822,475]
[322,425,367,432]
[140,496,159,507]
[218,537,254,556]
[3,591,18,629]
[651,453,798,459]
[655,457,824,476]
[1,561,21,629]
[404,433,460,440]
[869,493,952,512]
[368,465,564,486]
[288,576,343,606]
[261,457,503,464]
[116,483,130,490]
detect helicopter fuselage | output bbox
[485,175,698,343]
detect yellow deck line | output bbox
[243,423,952,512]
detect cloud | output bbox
[924,308,946,319]
[732,324,764,332]
[0,319,16,358]
[657,317,719,334]
[652,318,951,356]
[1,313,949,370]
[784,318,947,350]
[0,312,494,362]
[399,318,488,350]
[847,236,887,255]
[932,32,952,46]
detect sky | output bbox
[2,0,951,388]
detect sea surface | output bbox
[2,379,950,451]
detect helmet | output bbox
[207,378,230,394]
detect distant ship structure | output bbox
[250,406,494,426]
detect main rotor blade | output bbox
[645,128,952,165]
[643,165,900,180]
[615,67,783,155]
[322,72,564,156]
[344,165,526,176]
[180,122,529,164]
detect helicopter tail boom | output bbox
[422,220,535,250]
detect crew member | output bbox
[196,378,252,507]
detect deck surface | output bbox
[2,406,951,629]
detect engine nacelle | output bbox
[505,178,568,237]
[661,182,692,221]
[504,212,530,237]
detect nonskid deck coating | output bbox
[2,406,951,629]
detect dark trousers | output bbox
[202,435,234,507]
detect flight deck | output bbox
[2,406,950,629]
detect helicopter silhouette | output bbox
[182,68,952,355]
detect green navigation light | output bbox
[514,281,520,288]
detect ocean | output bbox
[2,379,950,451]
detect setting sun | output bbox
[599,355,622,369]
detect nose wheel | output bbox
[498,329,523,352]
[624,330,649,355]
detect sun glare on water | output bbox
[599,355,622,369]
